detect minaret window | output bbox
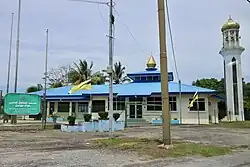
[236,31,239,41]
[232,57,239,115]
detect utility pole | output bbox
[69,0,115,138]
[7,13,14,94]
[12,0,22,124]
[42,29,49,129]
[157,0,171,145]
[107,0,114,138]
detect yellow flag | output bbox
[68,79,92,94]
[188,91,199,108]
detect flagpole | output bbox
[197,97,200,125]
[7,13,14,94]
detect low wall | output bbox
[61,120,125,132]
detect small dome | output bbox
[221,16,240,32]
[147,56,156,68]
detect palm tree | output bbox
[68,59,93,85]
[104,61,130,84]
[26,84,43,93]
[91,71,106,85]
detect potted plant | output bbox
[98,112,109,120]
[113,113,120,121]
[67,115,76,125]
[83,113,92,122]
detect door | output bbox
[136,105,142,118]
[129,104,142,118]
[129,105,136,118]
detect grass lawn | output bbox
[214,121,250,128]
[90,138,232,159]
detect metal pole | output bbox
[12,0,22,124]
[108,0,114,138]
[197,100,200,125]
[43,29,49,129]
[157,0,171,145]
[14,0,21,93]
[7,13,14,94]
[178,80,182,124]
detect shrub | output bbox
[84,114,92,122]
[67,116,76,125]
[98,112,109,120]
[113,113,120,121]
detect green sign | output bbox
[4,93,41,115]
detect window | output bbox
[153,76,158,81]
[147,96,176,111]
[147,96,162,111]
[78,102,88,113]
[49,102,55,115]
[92,100,105,113]
[141,77,146,81]
[58,102,69,112]
[135,76,140,81]
[108,97,126,110]
[232,57,239,115]
[147,76,153,81]
[189,98,205,111]
[169,97,177,111]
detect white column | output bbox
[237,58,245,121]
[75,102,78,113]
[88,99,92,114]
[69,102,72,116]
[46,101,50,118]
[55,102,58,113]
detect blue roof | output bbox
[31,81,216,97]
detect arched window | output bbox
[232,57,239,115]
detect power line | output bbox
[165,0,180,81]
[113,7,150,55]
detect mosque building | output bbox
[32,55,219,125]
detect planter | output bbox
[151,119,180,125]
[61,124,79,132]
[60,120,125,132]
[52,117,57,123]
[113,121,125,131]
[99,120,109,132]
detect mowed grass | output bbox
[91,138,232,159]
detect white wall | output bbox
[144,94,215,125]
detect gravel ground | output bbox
[0,126,250,167]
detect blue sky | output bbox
[0,0,249,93]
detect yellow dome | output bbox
[147,56,156,68]
[221,16,240,32]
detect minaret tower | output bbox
[219,16,245,121]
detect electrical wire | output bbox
[113,7,150,55]
[165,0,180,81]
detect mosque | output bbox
[31,16,245,125]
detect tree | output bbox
[103,61,130,84]
[68,60,93,85]
[26,84,43,93]
[47,65,71,87]
[91,71,106,85]
[193,77,250,120]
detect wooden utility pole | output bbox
[157,0,171,145]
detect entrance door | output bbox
[136,105,142,118]
[129,105,136,118]
[129,104,142,118]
